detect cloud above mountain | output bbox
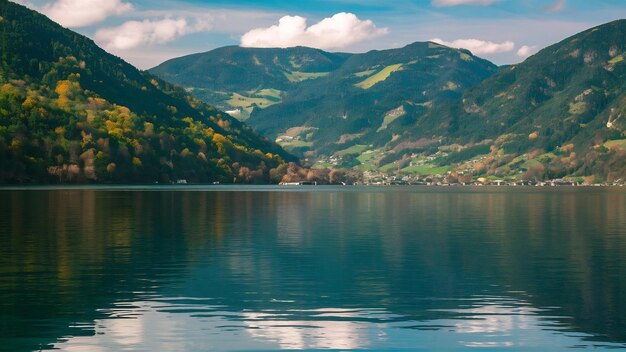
[240,12,388,50]
[95,18,211,50]
[431,38,514,55]
[41,0,133,27]
[517,45,537,58]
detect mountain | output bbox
[150,46,350,119]
[0,1,294,184]
[364,19,626,183]
[247,42,497,156]
[151,20,626,183]
[458,20,626,143]
[412,19,626,182]
[150,42,498,157]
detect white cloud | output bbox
[431,0,496,7]
[40,0,133,28]
[545,0,566,13]
[95,18,211,51]
[136,8,282,34]
[240,12,388,50]
[517,45,537,58]
[431,38,515,55]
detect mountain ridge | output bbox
[0,0,294,183]
[151,19,626,183]
[4,0,625,184]
[150,45,352,120]
[151,41,499,156]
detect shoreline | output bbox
[0,183,624,191]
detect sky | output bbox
[11,0,626,69]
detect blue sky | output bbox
[13,0,626,69]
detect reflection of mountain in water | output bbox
[0,188,625,350]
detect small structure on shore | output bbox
[279,181,318,186]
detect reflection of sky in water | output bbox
[52,295,626,351]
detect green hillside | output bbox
[150,46,350,119]
[253,22,626,183]
[152,20,626,183]
[248,42,498,156]
[0,1,294,184]
[410,19,626,182]
[152,42,497,158]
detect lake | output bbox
[0,186,625,351]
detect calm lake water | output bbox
[1,186,625,351]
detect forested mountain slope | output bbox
[0,1,293,183]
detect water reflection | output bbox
[0,187,625,351]
[50,295,626,351]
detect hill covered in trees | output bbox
[4,0,626,184]
[0,0,295,184]
[150,46,351,120]
[411,19,626,182]
[151,42,498,155]
[153,20,626,183]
